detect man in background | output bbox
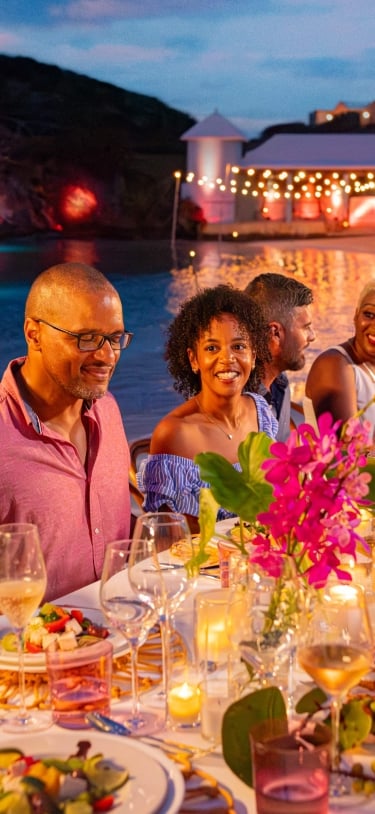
[245,272,315,441]
[0,262,132,599]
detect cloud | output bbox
[0,30,20,47]
[261,49,375,82]
[1,0,375,139]
[49,0,275,23]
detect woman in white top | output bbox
[304,280,375,440]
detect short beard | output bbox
[285,355,305,372]
[66,382,108,400]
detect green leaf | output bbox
[184,489,218,577]
[295,686,328,715]
[198,488,219,548]
[238,432,274,485]
[195,432,274,523]
[340,699,373,750]
[221,687,286,787]
[364,459,375,510]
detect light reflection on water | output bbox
[0,236,374,439]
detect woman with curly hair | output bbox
[137,284,278,532]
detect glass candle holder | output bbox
[195,588,232,671]
[199,674,236,743]
[167,665,201,728]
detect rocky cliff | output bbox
[0,54,195,238]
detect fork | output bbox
[86,711,217,759]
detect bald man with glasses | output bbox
[0,262,132,599]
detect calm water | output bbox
[1,234,375,440]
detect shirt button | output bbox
[94,527,100,535]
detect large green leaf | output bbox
[195,432,274,523]
[184,489,218,576]
[221,687,286,787]
[364,459,375,510]
[296,686,328,715]
[237,431,274,484]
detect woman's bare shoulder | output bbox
[150,400,200,455]
[307,345,352,378]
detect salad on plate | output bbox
[1,603,110,656]
[0,739,129,813]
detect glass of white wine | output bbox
[0,522,51,732]
[297,581,373,802]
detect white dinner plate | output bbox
[0,729,185,814]
[0,606,127,672]
[214,517,240,536]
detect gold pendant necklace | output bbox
[195,397,238,440]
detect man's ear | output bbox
[24,317,42,349]
[269,321,282,340]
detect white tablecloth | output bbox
[55,576,252,813]
[0,574,366,813]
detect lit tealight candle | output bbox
[167,680,201,726]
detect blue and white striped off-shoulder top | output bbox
[137,393,278,519]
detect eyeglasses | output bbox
[35,319,133,352]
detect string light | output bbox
[174,166,375,202]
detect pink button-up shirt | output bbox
[0,359,131,600]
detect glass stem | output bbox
[16,628,28,719]
[331,696,341,772]
[159,607,171,700]
[129,643,140,721]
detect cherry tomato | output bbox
[93,795,114,811]
[70,609,84,624]
[25,641,43,653]
[44,614,70,633]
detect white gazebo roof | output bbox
[241,133,375,170]
[181,111,247,141]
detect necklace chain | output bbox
[195,397,239,440]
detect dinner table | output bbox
[55,574,252,813]
[0,569,373,812]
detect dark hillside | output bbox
[0,55,195,237]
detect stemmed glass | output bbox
[99,540,162,734]
[0,522,51,732]
[128,513,193,711]
[297,581,373,802]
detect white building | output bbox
[180,111,247,224]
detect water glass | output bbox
[46,639,113,729]
[200,675,235,743]
[250,719,331,814]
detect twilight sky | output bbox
[0,0,374,138]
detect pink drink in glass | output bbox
[250,723,331,814]
[46,639,113,729]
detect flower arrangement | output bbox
[193,411,375,790]
[195,412,375,585]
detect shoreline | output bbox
[247,231,375,255]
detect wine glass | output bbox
[297,581,373,801]
[129,513,193,711]
[99,540,162,734]
[0,522,51,732]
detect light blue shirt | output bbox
[137,393,277,519]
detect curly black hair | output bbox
[165,284,271,399]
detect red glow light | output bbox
[62,186,97,221]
